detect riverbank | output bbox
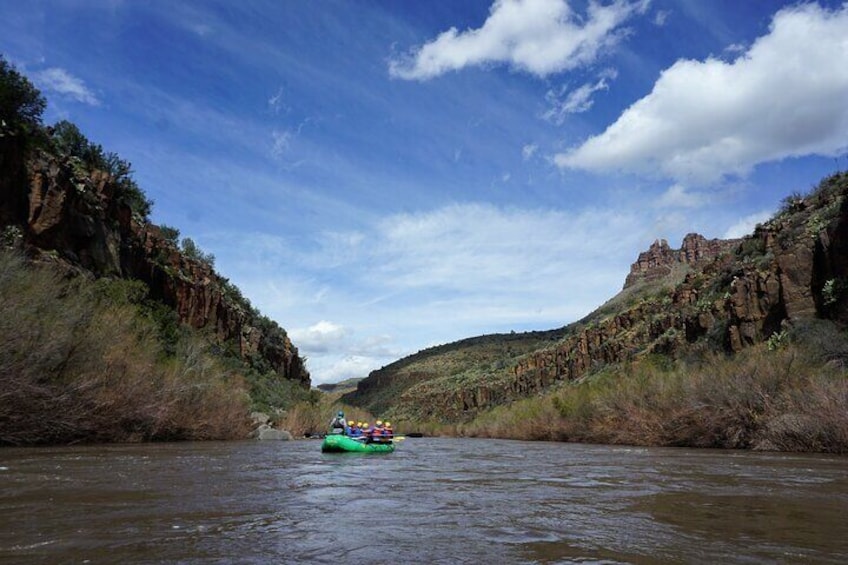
[399,324,848,454]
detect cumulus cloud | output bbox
[33,68,99,105]
[389,0,648,80]
[308,355,385,385]
[543,68,618,124]
[290,320,348,354]
[555,3,848,184]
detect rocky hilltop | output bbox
[1,137,309,388]
[344,173,848,423]
[624,233,740,289]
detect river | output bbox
[1,438,846,564]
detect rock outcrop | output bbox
[624,233,740,288]
[1,145,309,387]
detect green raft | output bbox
[321,434,395,453]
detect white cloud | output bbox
[522,143,538,160]
[270,129,292,159]
[190,23,213,37]
[290,320,348,354]
[215,202,648,384]
[33,68,99,105]
[655,183,707,208]
[653,9,670,26]
[365,203,642,294]
[389,0,648,80]
[268,87,288,114]
[543,68,617,124]
[723,210,773,239]
[555,3,848,184]
[308,355,386,386]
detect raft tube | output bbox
[321,434,395,453]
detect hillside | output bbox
[0,58,308,444]
[343,172,848,432]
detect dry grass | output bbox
[436,340,848,453]
[0,250,251,445]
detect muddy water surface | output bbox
[1,438,846,563]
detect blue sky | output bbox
[3,0,848,384]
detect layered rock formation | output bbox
[347,173,848,422]
[624,233,740,288]
[2,145,309,387]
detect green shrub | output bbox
[181,237,215,267]
[159,224,180,246]
[0,56,45,134]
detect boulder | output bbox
[253,423,292,440]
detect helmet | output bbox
[385,422,392,427]
[357,422,363,427]
[337,411,344,417]
[348,421,354,426]
[376,420,383,426]
[363,423,369,428]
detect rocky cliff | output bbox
[1,142,309,387]
[346,173,848,423]
[624,233,741,289]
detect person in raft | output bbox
[346,421,361,437]
[329,411,347,435]
[370,420,392,443]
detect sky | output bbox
[3,0,848,385]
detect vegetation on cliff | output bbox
[452,323,848,453]
[1,56,310,445]
[345,171,848,453]
[0,250,250,444]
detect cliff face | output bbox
[349,173,848,423]
[2,145,309,387]
[623,233,740,289]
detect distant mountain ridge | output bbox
[343,173,848,423]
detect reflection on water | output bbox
[1,439,846,564]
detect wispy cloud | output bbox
[344,203,642,296]
[389,0,649,80]
[556,3,848,184]
[653,9,670,26]
[723,210,773,239]
[543,68,618,124]
[655,183,707,209]
[211,202,647,383]
[270,129,292,159]
[267,87,288,114]
[522,143,538,160]
[33,67,99,105]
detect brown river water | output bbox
[1,438,846,564]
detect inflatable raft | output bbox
[321,434,395,453]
